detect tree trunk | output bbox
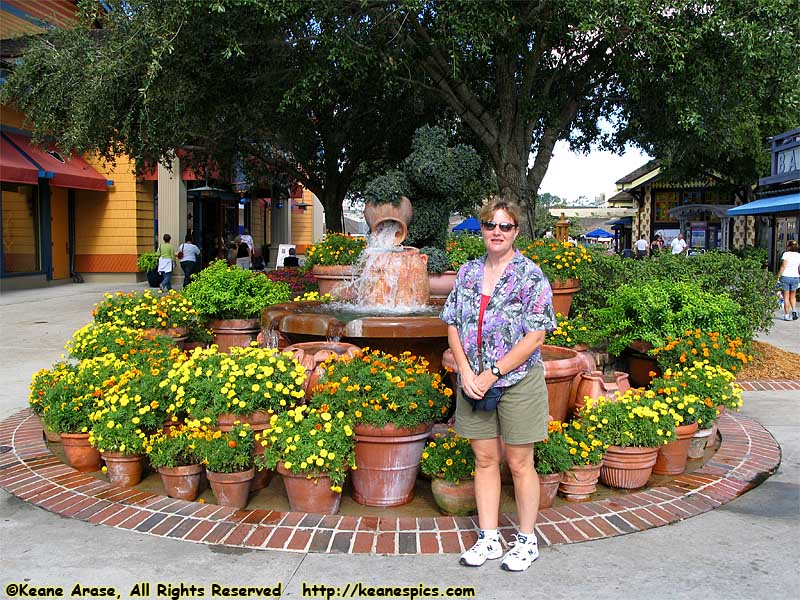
[319,187,346,233]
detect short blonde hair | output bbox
[478,200,523,226]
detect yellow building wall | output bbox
[291,188,316,253]
[73,156,154,273]
[1,189,38,272]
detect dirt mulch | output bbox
[736,341,800,381]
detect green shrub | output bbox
[136,252,158,272]
[183,259,291,320]
[420,246,450,273]
[446,234,486,270]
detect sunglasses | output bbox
[481,221,517,232]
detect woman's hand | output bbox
[463,369,498,399]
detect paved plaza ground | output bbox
[1,282,798,599]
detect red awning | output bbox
[0,134,41,185]
[2,132,111,191]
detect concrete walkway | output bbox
[1,282,798,599]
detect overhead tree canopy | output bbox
[3,0,797,235]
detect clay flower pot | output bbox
[102,452,146,488]
[277,462,342,514]
[653,421,699,476]
[158,464,204,501]
[284,341,362,400]
[215,411,272,491]
[60,433,102,473]
[208,318,261,353]
[363,196,413,245]
[428,271,458,299]
[351,422,432,507]
[431,477,477,516]
[600,446,658,490]
[688,427,713,459]
[550,278,580,317]
[542,345,590,423]
[206,467,255,509]
[558,463,601,502]
[311,265,356,298]
[139,327,188,350]
[538,472,563,509]
[624,341,662,388]
[570,370,631,415]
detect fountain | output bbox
[262,197,449,370]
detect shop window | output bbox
[654,190,678,222]
[1,182,41,274]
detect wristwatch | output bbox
[490,364,503,378]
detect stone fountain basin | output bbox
[263,301,449,371]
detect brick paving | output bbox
[0,405,780,555]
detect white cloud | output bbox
[538,141,651,203]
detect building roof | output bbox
[615,160,661,185]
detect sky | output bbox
[538,140,652,203]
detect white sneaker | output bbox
[500,533,539,571]
[459,531,503,567]
[783,314,792,321]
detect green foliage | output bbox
[589,280,749,356]
[731,245,768,267]
[420,431,476,483]
[92,290,199,329]
[256,404,356,490]
[66,322,176,362]
[420,246,450,273]
[445,234,486,270]
[533,422,574,475]
[582,390,678,449]
[195,423,254,474]
[561,420,606,467]
[137,252,159,272]
[146,427,203,469]
[183,260,291,320]
[303,233,366,268]
[363,171,411,206]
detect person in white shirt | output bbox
[239,228,254,254]
[778,239,800,321]
[635,235,649,259]
[178,234,202,288]
[670,233,688,255]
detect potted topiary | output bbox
[183,259,291,351]
[137,252,160,288]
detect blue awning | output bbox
[727,193,800,216]
[453,216,481,232]
[606,216,632,228]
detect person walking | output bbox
[178,234,202,288]
[440,200,556,572]
[235,235,251,269]
[778,239,800,321]
[650,234,664,255]
[670,232,688,255]
[156,233,175,291]
[635,235,649,259]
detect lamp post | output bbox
[556,212,570,242]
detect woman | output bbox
[778,239,800,321]
[440,200,556,572]
[156,233,175,291]
[179,234,202,288]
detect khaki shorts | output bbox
[454,364,549,445]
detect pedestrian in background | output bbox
[670,232,688,255]
[178,234,202,288]
[635,235,649,259]
[441,200,556,572]
[777,239,800,321]
[157,233,175,291]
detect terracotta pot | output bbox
[182,340,208,351]
[311,265,356,298]
[431,477,477,516]
[542,345,590,423]
[558,463,601,501]
[624,342,662,388]
[351,422,432,507]
[158,464,204,501]
[215,411,272,491]
[688,427,713,459]
[102,452,146,488]
[363,196,413,245]
[284,341,361,399]
[600,446,658,489]
[550,278,580,318]
[60,433,102,472]
[570,370,631,416]
[538,472,563,509]
[43,428,61,443]
[357,247,429,307]
[209,318,261,353]
[573,346,597,372]
[428,271,458,299]
[206,467,255,509]
[277,462,342,514]
[653,421,699,476]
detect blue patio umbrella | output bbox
[453,216,481,233]
[583,228,614,239]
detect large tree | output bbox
[343,0,798,229]
[1,0,442,231]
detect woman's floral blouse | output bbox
[440,250,556,387]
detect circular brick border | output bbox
[0,407,781,554]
